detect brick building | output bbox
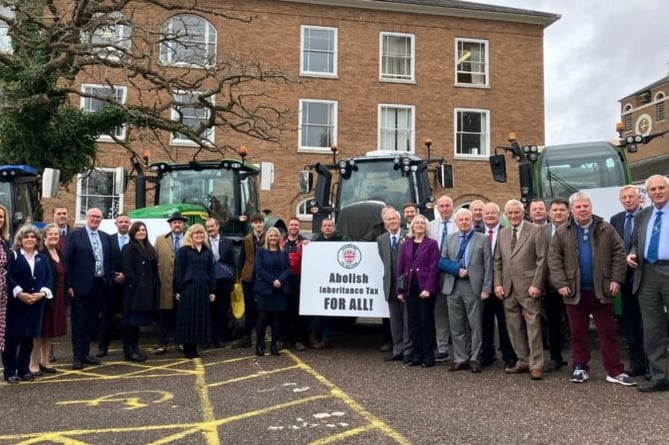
[41,0,559,226]
[619,67,669,182]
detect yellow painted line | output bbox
[285,351,411,445]
[310,425,376,445]
[207,365,300,387]
[193,358,220,445]
[202,356,257,367]
[15,433,91,445]
[0,395,330,442]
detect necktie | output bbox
[173,235,180,251]
[440,221,448,249]
[647,210,663,264]
[211,237,220,261]
[456,233,471,267]
[61,229,67,237]
[488,229,494,245]
[511,227,518,251]
[391,235,398,250]
[623,214,634,251]
[91,231,103,276]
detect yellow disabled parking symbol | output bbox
[57,390,173,410]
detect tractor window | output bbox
[338,161,411,212]
[13,182,36,224]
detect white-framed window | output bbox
[378,104,415,152]
[170,91,214,145]
[0,6,14,54]
[298,99,337,152]
[454,108,490,158]
[160,14,216,67]
[75,168,124,222]
[80,84,128,141]
[656,92,666,122]
[379,32,415,82]
[301,26,337,77]
[296,197,314,222]
[623,103,633,132]
[455,38,489,87]
[91,11,131,60]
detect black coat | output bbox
[174,245,216,343]
[254,248,290,312]
[7,250,52,337]
[121,241,158,313]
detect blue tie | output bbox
[391,235,398,250]
[623,214,634,251]
[647,210,663,264]
[440,221,448,249]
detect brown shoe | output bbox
[530,369,544,380]
[505,364,530,374]
[448,361,470,372]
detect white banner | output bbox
[300,242,389,317]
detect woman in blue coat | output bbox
[174,224,216,359]
[254,227,290,357]
[2,224,52,383]
[397,215,440,367]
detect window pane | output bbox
[380,107,413,151]
[301,101,334,148]
[456,110,487,155]
[382,35,412,79]
[456,40,487,85]
[304,28,334,74]
[161,15,215,66]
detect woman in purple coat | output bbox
[397,215,440,367]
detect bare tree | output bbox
[0,0,292,182]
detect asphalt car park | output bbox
[2,325,669,444]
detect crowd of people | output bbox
[1,174,669,394]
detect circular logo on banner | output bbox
[337,244,362,269]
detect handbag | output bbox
[230,280,245,320]
[214,261,234,280]
[397,272,407,290]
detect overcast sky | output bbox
[484,0,668,145]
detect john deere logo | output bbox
[337,244,362,269]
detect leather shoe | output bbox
[20,373,35,381]
[448,361,470,372]
[6,376,20,384]
[82,355,101,365]
[505,364,529,374]
[421,361,435,368]
[479,358,494,368]
[638,380,669,393]
[270,345,280,356]
[530,369,544,380]
[255,344,265,356]
[403,356,412,364]
[95,349,107,358]
[72,361,84,370]
[384,354,403,362]
[470,361,482,373]
[39,364,58,374]
[125,352,147,363]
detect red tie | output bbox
[488,229,494,245]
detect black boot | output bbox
[132,328,147,361]
[270,343,280,356]
[255,342,265,356]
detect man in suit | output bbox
[610,185,647,377]
[53,205,71,252]
[64,207,113,370]
[542,197,570,372]
[529,199,548,225]
[402,202,417,230]
[469,200,485,232]
[96,213,129,357]
[480,201,516,368]
[427,194,456,362]
[377,208,411,362]
[440,208,492,373]
[627,175,669,392]
[154,211,187,354]
[205,217,236,348]
[494,199,547,380]
[549,191,633,386]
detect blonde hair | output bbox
[264,227,282,250]
[407,214,429,238]
[182,223,209,249]
[0,204,9,241]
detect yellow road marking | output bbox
[207,365,300,387]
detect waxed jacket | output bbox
[547,215,626,305]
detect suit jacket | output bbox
[427,218,455,244]
[397,237,440,296]
[494,222,547,297]
[377,229,407,300]
[610,209,640,253]
[7,250,52,337]
[440,231,492,296]
[630,205,667,294]
[155,232,178,310]
[110,233,127,273]
[64,228,113,295]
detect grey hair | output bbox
[569,191,592,207]
[645,175,669,190]
[504,199,524,213]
